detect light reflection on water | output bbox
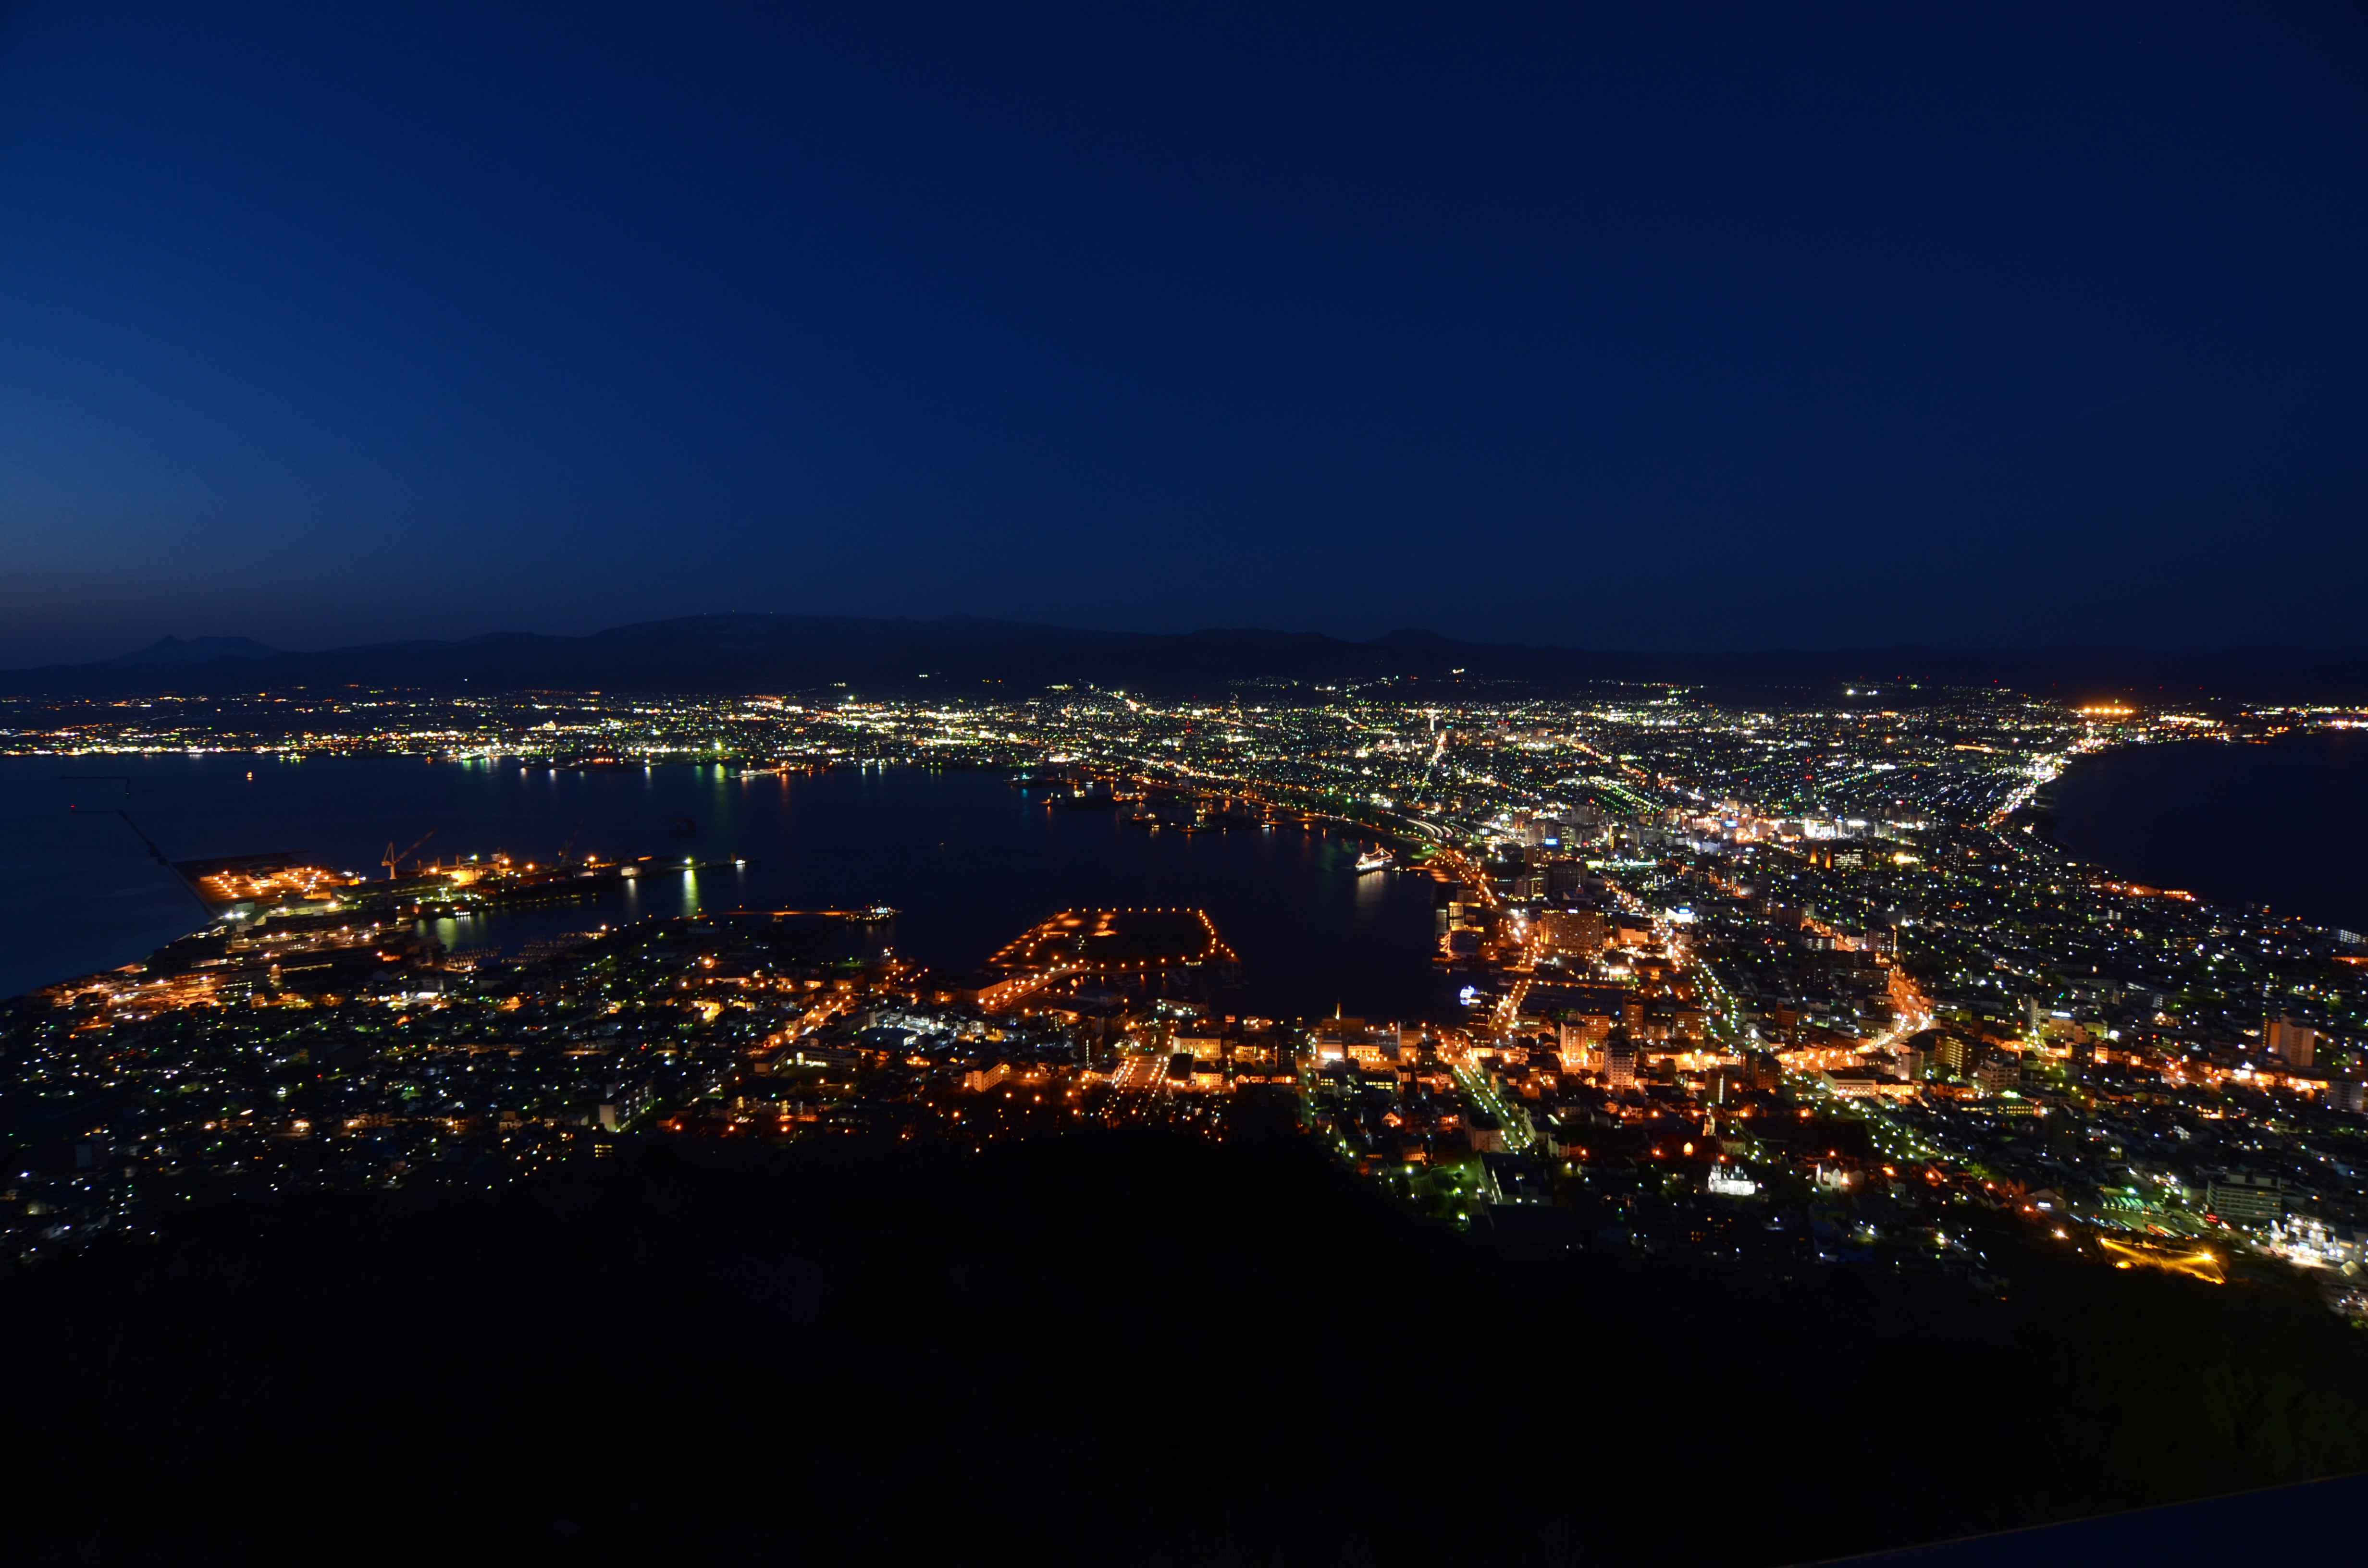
[0,755,1451,1018]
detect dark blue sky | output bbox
[4,1,2364,664]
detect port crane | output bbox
[382,829,437,880]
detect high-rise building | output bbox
[1546,862,1590,898]
[1603,1029,1637,1090]
[1538,908,1603,956]
[2207,1172,2284,1228]
[1932,1034,1973,1078]
[1556,1013,1610,1065]
[2266,1015,2316,1069]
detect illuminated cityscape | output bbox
[10,3,2368,1558]
[8,680,2366,1326]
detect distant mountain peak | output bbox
[105,636,281,667]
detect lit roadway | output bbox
[974,962,1082,1013]
[1058,731,1450,847]
[1633,856,1946,1166]
[1110,1051,1168,1094]
[751,991,864,1067]
[1453,1062,1537,1153]
[1426,844,1497,908]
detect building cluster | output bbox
[3,682,2366,1315]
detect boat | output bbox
[1354,847,1394,874]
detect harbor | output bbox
[1,752,1449,1021]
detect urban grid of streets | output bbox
[3,679,2365,1314]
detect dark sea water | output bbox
[2045,730,2368,933]
[0,756,1450,1018]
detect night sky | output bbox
[4,1,2364,664]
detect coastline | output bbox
[2030,731,2368,935]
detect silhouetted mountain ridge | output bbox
[102,635,281,666]
[4,615,2363,699]
[8,1131,2368,1564]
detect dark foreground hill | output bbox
[7,1127,2367,1566]
[6,613,2365,698]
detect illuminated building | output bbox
[1536,908,1605,956]
[2265,1014,2316,1068]
[2206,1173,2283,1228]
[1603,1029,1637,1090]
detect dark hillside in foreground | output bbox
[5,614,2365,699]
[7,1128,2368,1566]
